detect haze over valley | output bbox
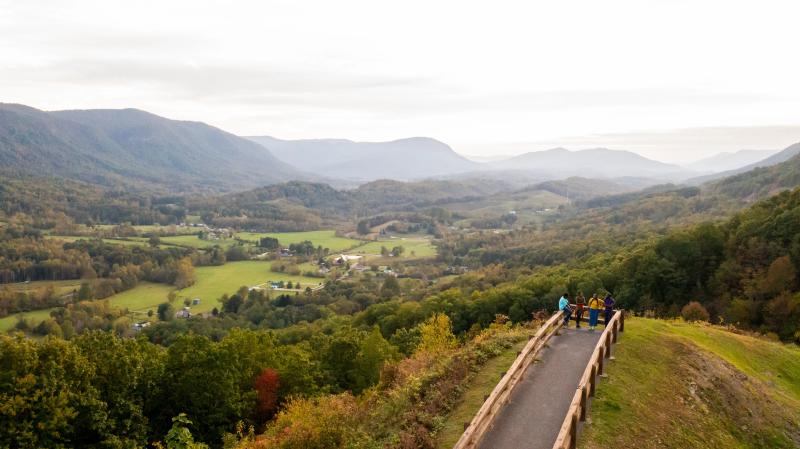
[2,1,800,449]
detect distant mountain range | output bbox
[486,147,690,180]
[0,103,306,191]
[686,143,800,185]
[246,136,479,182]
[684,149,779,173]
[1,102,795,193]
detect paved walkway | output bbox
[477,326,602,449]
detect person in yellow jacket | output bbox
[587,293,603,330]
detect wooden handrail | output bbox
[452,310,565,449]
[551,310,624,449]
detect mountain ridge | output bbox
[487,147,691,180]
[687,142,800,185]
[0,103,309,191]
[246,135,480,182]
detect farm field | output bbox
[0,307,55,332]
[46,235,152,247]
[2,279,83,295]
[1,261,325,329]
[350,236,437,258]
[106,261,324,316]
[107,282,175,316]
[180,261,324,313]
[157,234,238,249]
[236,230,362,252]
[93,224,198,235]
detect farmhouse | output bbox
[334,254,362,265]
[132,321,151,331]
[175,306,191,319]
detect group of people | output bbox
[558,292,615,331]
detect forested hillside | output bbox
[0,104,305,191]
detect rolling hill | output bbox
[246,135,480,181]
[0,103,307,191]
[488,147,691,180]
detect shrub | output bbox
[681,301,710,322]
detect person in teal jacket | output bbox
[558,293,572,326]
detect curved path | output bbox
[477,327,603,449]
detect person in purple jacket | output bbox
[603,293,616,325]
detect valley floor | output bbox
[579,318,800,449]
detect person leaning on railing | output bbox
[559,292,572,326]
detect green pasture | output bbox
[104,261,323,316]
[46,235,152,247]
[350,237,437,258]
[236,230,362,252]
[157,234,238,249]
[0,308,55,332]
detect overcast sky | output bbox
[2,0,799,163]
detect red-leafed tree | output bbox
[254,368,281,419]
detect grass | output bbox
[157,234,239,249]
[101,261,323,316]
[236,230,362,252]
[0,308,55,332]
[46,235,152,247]
[178,261,322,313]
[1,261,325,329]
[93,224,198,235]
[579,318,800,449]
[350,236,437,259]
[435,338,529,449]
[107,282,175,315]
[668,323,800,402]
[1,279,83,295]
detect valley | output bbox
[1,104,799,449]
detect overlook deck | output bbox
[454,310,623,449]
[477,328,602,449]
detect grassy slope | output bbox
[579,319,800,449]
[435,338,529,448]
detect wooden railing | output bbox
[453,310,565,449]
[552,310,625,449]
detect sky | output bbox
[1,0,799,164]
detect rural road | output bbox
[478,327,603,449]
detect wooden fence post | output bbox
[598,348,605,375]
[569,413,578,449]
[579,386,588,421]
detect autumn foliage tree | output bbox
[254,368,280,420]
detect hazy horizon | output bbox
[2,0,799,164]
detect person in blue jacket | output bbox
[558,293,572,326]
